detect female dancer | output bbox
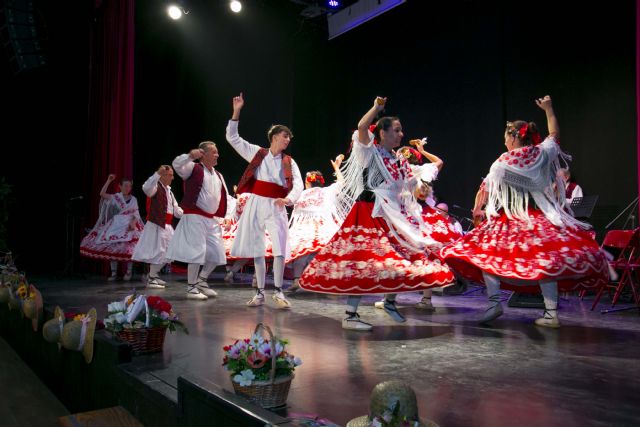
[299,97,454,330]
[441,96,608,327]
[286,154,345,292]
[80,174,144,280]
[377,141,462,310]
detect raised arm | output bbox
[357,97,386,145]
[100,174,116,200]
[226,92,260,162]
[410,139,444,171]
[330,154,345,182]
[535,95,559,138]
[231,92,244,121]
[142,167,167,198]
[172,150,201,180]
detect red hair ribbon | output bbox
[400,147,422,163]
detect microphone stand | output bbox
[605,197,638,230]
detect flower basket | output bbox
[116,326,168,354]
[225,323,298,409]
[231,372,294,409]
[105,294,187,355]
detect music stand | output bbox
[570,195,598,219]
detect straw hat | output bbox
[346,381,438,427]
[61,308,97,363]
[22,284,43,331]
[0,284,9,304]
[7,286,21,311]
[42,306,65,347]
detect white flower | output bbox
[115,313,127,324]
[233,369,255,387]
[108,301,126,313]
[250,333,265,347]
[274,341,284,356]
[293,356,302,366]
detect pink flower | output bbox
[247,351,268,369]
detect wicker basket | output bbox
[117,326,167,354]
[230,323,294,408]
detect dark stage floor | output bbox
[33,272,640,427]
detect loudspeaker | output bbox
[507,292,545,308]
[0,0,46,74]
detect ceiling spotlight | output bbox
[167,5,183,20]
[230,1,242,13]
[327,0,340,8]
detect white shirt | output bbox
[141,172,183,217]
[172,154,229,215]
[226,120,303,204]
[565,182,584,205]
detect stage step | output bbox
[0,337,69,426]
[58,406,142,427]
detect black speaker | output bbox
[0,0,46,74]
[507,292,545,308]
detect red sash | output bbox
[182,207,215,219]
[248,179,288,199]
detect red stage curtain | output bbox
[85,0,135,221]
[82,0,135,272]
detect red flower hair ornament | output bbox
[305,172,325,186]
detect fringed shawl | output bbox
[484,135,587,229]
[335,131,437,253]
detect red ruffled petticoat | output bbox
[299,201,454,294]
[421,205,463,250]
[440,209,608,292]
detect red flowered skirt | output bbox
[299,201,455,295]
[80,230,140,262]
[421,205,463,250]
[440,209,608,292]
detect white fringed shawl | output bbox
[335,131,437,253]
[484,135,587,229]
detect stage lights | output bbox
[230,1,242,13]
[167,5,183,20]
[327,0,340,8]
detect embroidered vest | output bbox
[236,148,293,196]
[565,182,577,199]
[181,162,227,217]
[147,182,169,227]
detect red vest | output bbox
[236,148,293,198]
[565,182,577,199]
[146,182,170,227]
[180,163,227,218]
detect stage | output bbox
[27,271,640,427]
